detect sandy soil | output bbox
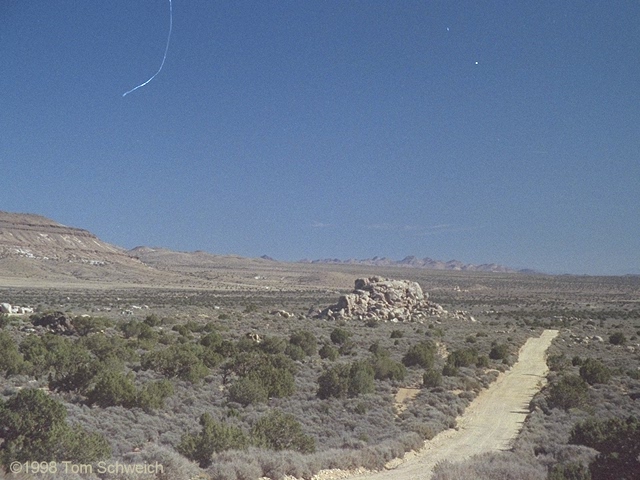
[394,387,421,414]
[319,329,559,480]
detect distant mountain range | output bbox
[0,211,536,286]
[298,256,536,273]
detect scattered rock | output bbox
[245,332,262,343]
[271,309,294,318]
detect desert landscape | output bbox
[0,211,638,480]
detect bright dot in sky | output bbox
[475,61,479,65]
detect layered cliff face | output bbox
[0,211,125,264]
[0,211,166,284]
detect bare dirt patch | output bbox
[394,387,421,414]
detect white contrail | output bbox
[122,0,173,97]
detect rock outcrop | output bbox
[316,276,473,322]
[32,311,76,335]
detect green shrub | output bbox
[476,355,490,368]
[338,339,356,356]
[251,410,316,453]
[390,329,404,339]
[177,413,248,468]
[141,343,210,383]
[319,343,338,361]
[547,375,589,410]
[289,330,317,356]
[423,369,442,388]
[80,332,137,363]
[489,343,509,360]
[548,353,570,372]
[86,369,138,408]
[442,363,458,377]
[368,342,387,356]
[285,343,306,361]
[608,332,626,345]
[347,361,376,396]
[317,364,350,399]
[0,389,111,465]
[402,341,436,368]
[226,354,295,405]
[317,361,375,399]
[370,354,406,381]
[228,376,268,406]
[570,416,640,480]
[143,313,161,327]
[0,331,24,375]
[72,316,113,336]
[244,304,258,313]
[136,379,174,411]
[19,334,99,393]
[18,334,49,376]
[258,336,287,355]
[119,320,156,340]
[254,364,295,398]
[447,348,478,368]
[201,348,224,368]
[579,358,611,385]
[548,462,592,480]
[172,324,192,337]
[330,327,352,345]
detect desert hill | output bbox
[0,211,183,286]
[299,255,525,273]
[0,211,125,262]
[0,212,352,289]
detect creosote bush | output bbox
[319,343,339,361]
[0,331,24,376]
[423,368,443,388]
[547,375,589,411]
[578,358,610,385]
[369,350,406,381]
[228,375,268,406]
[608,331,626,345]
[489,343,509,360]
[569,415,640,480]
[289,330,317,356]
[226,353,296,405]
[141,343,210,383]
[0,388,111,466]
[317,361,375,399]
[251,410,316,454]
[177,413,249,468]
[548,462,592,480]
[86,369,174,410]
[447,348,478,368]
[330,327,352,345]
[178,410,314,470]
[402,341,436,368]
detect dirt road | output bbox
[347,329,559,480]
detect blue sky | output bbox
[1,1,638,275]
